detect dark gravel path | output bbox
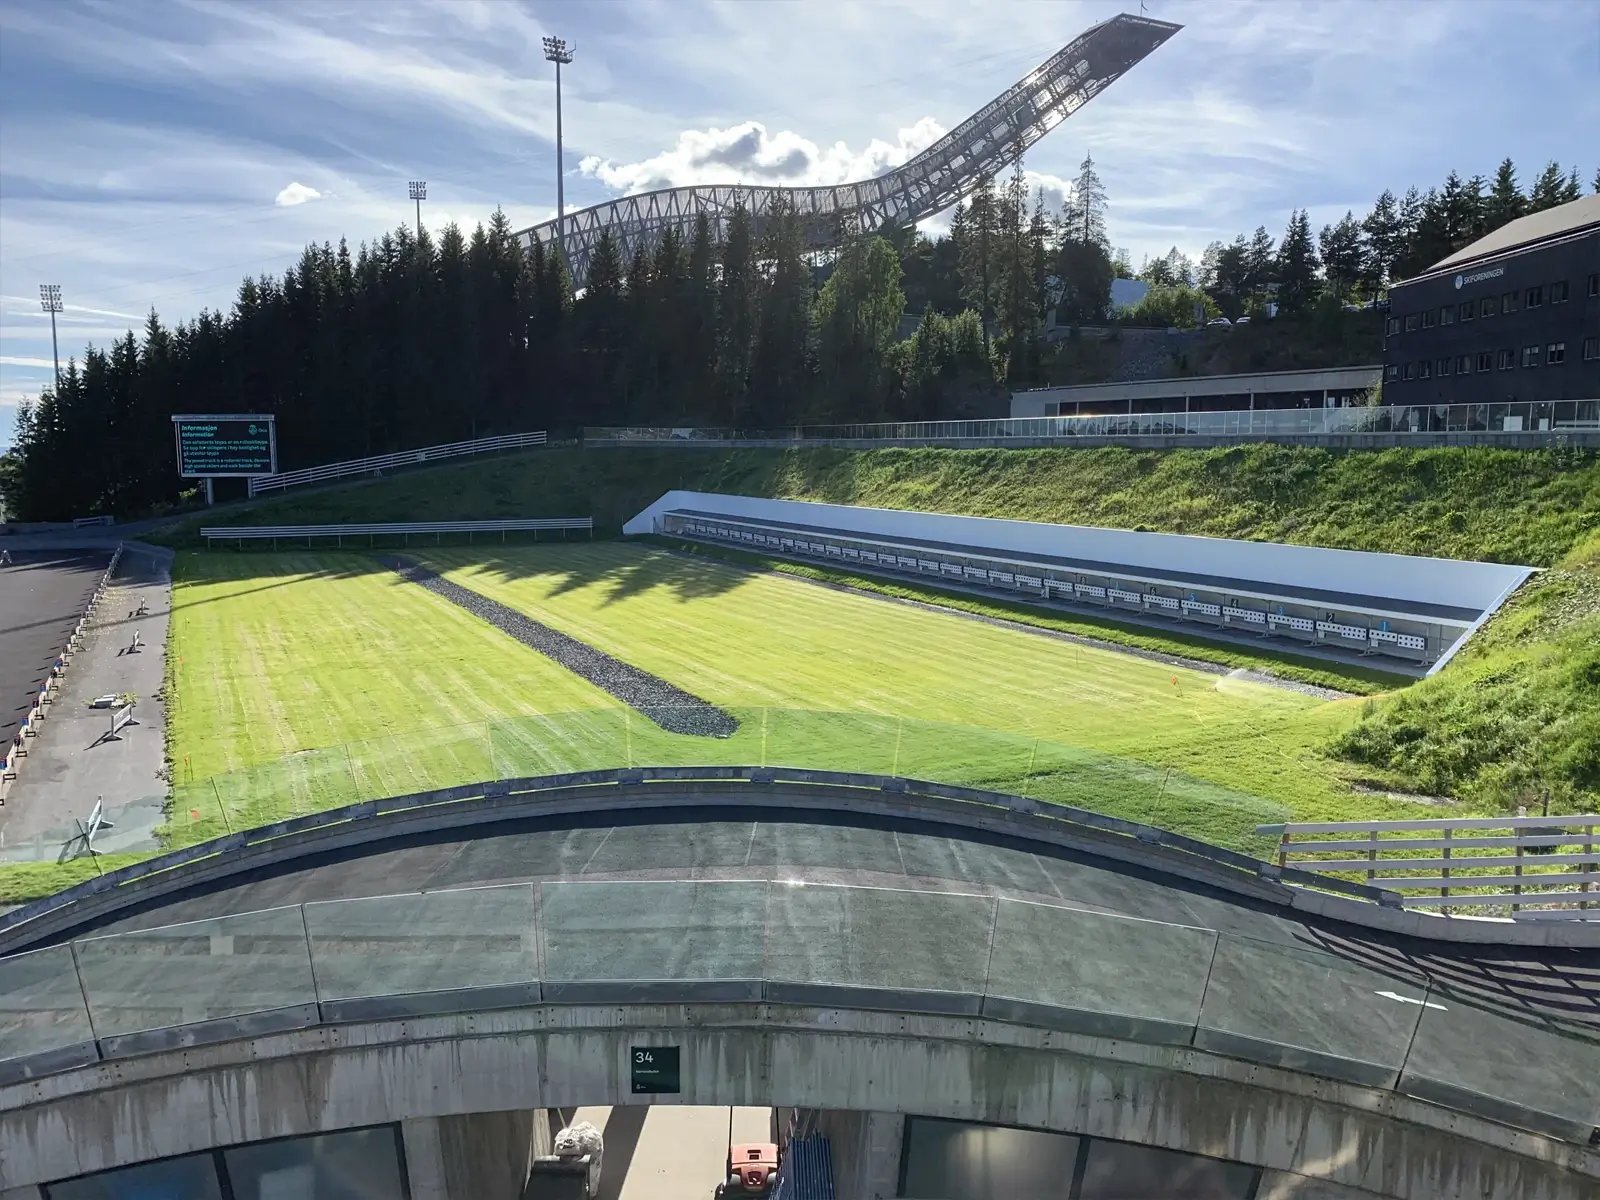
[387,557,737,738]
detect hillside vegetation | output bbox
[155,443,1600,810]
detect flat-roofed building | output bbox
[1011,365,1382,418]
[1382,194,1600,406]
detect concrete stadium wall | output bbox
[623,492,1535,615]
[3,1005,1594,1199]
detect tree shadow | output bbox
[417,540,754,609]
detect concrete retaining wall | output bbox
[2,1006,1593,1198]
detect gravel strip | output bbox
[388,557,738,738]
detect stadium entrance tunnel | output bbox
[5,1010,1595,1200]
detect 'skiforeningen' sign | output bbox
[172,414,278,478]
[1454,266,1505,289]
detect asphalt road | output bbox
[0,551,110,747]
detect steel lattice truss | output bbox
[515,13,1181,290]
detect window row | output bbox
[1386,341,1582,381]
[1389,277,1591,335]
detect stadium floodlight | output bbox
[409,180,427,238]
[542,36,574,264]
[39,284,63,392]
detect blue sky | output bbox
[2,0,1597,446]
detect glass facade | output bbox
[900,1117,1261,1199]
[45,1127,408,1200]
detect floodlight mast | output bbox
[39,284,63,393]
[542,35,574,266]
[408,180,427,238]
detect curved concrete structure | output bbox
[516,13,1181,289]
[2,770,1596,1197]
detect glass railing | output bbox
[1,708,1290,866]
[585,399,1600,444]
[2,880,1593,1142]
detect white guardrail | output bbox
[1259,814,1600,919]
[201,519,592,548]
[246,431,548,497]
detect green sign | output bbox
[630,1046,680,1094]
[172,414,277,477]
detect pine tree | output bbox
[956,174,999,354]
[1561,166,1582,203]
[1275,209,1319,316]
[715,204,759,422]
[1485,159,1524,232]
[1244,225,1276,302]
[1593,165,1600,195]
[1068,153,1108,248]
[750,197,813,425]
[1317,212,1364,301]
[1529,161,1567,211]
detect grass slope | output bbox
[426,543,1382,830]
[163,552,620,841]
[1332,529,1600,810]
[147,442,1600,811]
[646,535,1406,695]
[156,443,1599,567]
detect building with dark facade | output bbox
[1382,194,1600,409]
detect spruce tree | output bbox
[1529,161,1567,211]
[1275,209,1318,316]
[1485,159,1525,231]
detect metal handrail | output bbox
[201,518,592,547]
[1259,815,1600,916]
[584,399,1600,446]
[246,431,548,497]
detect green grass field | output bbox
[140,541,1422,861]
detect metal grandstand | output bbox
[515,12,1182,289]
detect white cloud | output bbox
[0,356,57,369]
[579,117,946,194]
[274,181,322,207]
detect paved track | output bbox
[0,551,110,747]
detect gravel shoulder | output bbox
[389,556,738,737]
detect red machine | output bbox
[716,1142,780,1198]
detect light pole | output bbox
[409,180,426,239]
[39,285,62,393]
[542,35,574,264]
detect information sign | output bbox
[630,1045,680,1094]
[171,414,277,478]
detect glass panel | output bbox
[74,906,316,1038]
[46,1152,224,1200]
[1196,936,1425,1083]
[222,1126,407,1200]
[900,1116,1081,1200]
[0,943,93,1062]
[540,880,767,981]
[763,884,994,994]
[1079,1137,1257,1198]
[304,884,537,1001]
[1401,984,1600,1136]
[986,900,1215,1031]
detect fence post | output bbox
[1585,822,1594,911]
[1277,828,1290,869]
[1366,829,1378,884]
[1440,827,1451,914]
[1512,826,1523,913]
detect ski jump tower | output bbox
[516,12,1182,290]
